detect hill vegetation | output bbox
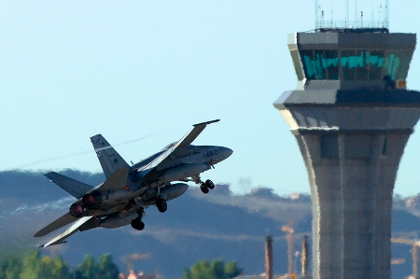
[0,250,119,279]
[1,170,420,278]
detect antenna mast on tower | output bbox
[355,0,358,25]
[384,0,389,29]
[345,0,349,27]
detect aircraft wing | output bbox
[40,216,94,248]
[138,119,219,179]
[34,212,77,237]
[178,119,220,148]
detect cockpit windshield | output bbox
[161,142,177,151]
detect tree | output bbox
[224,261,242,278]
[0,251,120,279]
[182,268,192,279]
[77,255,98,279]
[0,254,22,279]
[18,250,69,279]
[19,249,42,279]
[190,260,211,279]
[183,259,243,279]
[51,256,69,279]
[97,254,119,279]
[69,268,83,279]
[209,260,225,279]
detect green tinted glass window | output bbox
[341,50,356,80]
[368,50,384,80]
[301,50,339,80]
[324,50,339,80]
[300,49,409,81]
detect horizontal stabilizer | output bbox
[34,212,77,237]
[41,216,93,248]
[45,172,93,199]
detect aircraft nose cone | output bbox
[222,147,233,159]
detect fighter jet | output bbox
[34,119,232,247]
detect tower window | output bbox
[299,49,407,81]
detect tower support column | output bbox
[296,131,411,278]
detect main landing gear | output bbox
[193,176,215,194]
[131,207,145,231]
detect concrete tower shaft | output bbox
[274,30,420,279]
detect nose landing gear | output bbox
[205,179,215,189]
[200,184,209,194]
[193,176,215,194]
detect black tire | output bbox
[200,184,209,194]
[205,179,215,189]
[156,198,167,213]
[131,218,145,230]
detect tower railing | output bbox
[315,20,389,30]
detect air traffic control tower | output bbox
[274,28,420,278]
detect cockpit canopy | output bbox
[161,142,177,151]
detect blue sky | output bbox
[1,0,420,196]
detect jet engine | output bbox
[82,190,102,208]
[69,203,83,217]
[69,188,134,217]
[68,191,103,217]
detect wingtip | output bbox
[44,172,54,178]
[39,241,67,248]
[90,134,103,141]
[193,119,220,127]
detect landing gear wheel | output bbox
[131,218,145,231]
[156,198,167,213]
[205,179,215,189]
[200,183,209,194]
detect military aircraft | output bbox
[34,119,232,247]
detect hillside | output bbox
[0,170,418,278]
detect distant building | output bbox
[236,274,310,279]
[235,274,270,279]
[119,270,162,279]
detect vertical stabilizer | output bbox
[90,134,130,178]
